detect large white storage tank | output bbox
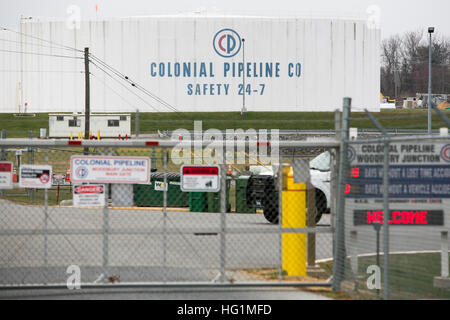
[0,15,380,113]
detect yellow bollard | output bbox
[282,167,307,276]
[97,130,100,140]
[70,131,73,141]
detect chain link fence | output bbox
[331,100,450,299]
[0,139,336,288]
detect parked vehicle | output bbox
[245,152,331,224]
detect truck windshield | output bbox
[309,152,331,171]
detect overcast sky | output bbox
[1,0,449,39]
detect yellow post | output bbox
[97,130,100,140]
[70,131,73,141]
[282,167,307,276]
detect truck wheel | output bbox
[263,206,279,224]
[315,189,327,224]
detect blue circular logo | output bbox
[441,144,450,163]
[213,29,242,58]
[347,146,356,163]
[76,167,89,178]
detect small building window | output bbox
[120,116,127,121]
[56,116,64,121]
[68,119,80,127]
[108,120,120,127]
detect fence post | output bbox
[278,156,283,281]
[349,230,358,291]
[332,98,351,292]
[0,130,6,161]
[382,140,390,300]
[163,148,168,283]
[135,109,140,138]
[219,150,227,282]
[331,109,341,270]
[441,231,449,278]
[44,150,49,270]
[102,148,110,268]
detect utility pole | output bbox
[84,47,90,152]
[427,27,434,135]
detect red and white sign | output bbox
[19,165,53,189]
[70,156,151,184]
[73,184,106,207]
[180,165,220,192]
[0,162,13,189]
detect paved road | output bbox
[0,287,330,300]
[0,198,333,285]
[1,198,447,286]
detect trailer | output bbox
[48,113,131,138]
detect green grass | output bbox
[1,110,449,137]
[319,253,450,300]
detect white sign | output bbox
[70,156,151,184]
[73,184,106,207]
[154,181,167,191]
[0,162,13,189]
[19,165,53,189]
[180,165,220,192]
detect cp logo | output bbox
[76,167,89,178]
[213,29,242,58]
[441,144,450,163]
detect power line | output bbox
[0,70,84,73]
[0,37,80,53]
[89,60,162,112]
[90,54,179,113]
[89,54,181,113]
[0,26,83,53]
[0,48,83,59]
[90,71,137,110]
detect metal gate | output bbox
[0,138,338,288]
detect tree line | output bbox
[381,30,450,100]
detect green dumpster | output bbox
[207,177,231,213]
[134,173,189,207]
[189,192,208,212]
[235,175,256,213]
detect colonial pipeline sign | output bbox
[70,156,150,184]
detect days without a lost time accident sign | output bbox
[180,165,221,192]
[70,156,150,184]
[19,165,53,189]
[345,142,450,228]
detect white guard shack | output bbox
[49,113,131,138]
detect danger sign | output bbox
[73,184,106,207]
[180,165,220,192]
[0,162,13,189]
[19,165,53,189]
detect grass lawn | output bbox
[0,109,449,138]
[319,252,450,300]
